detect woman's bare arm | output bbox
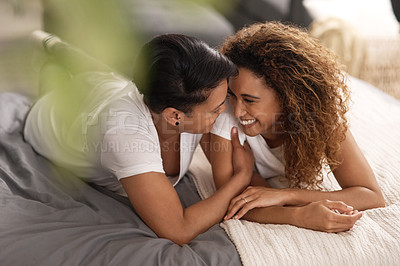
[227,130,385,219]
[209,134,268,188]
[238,200,363,233]
[279,130,385,209]
[121,170,248,245]
[121,127,253,245]
[209,131,383,232]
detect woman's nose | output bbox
[234,100,246,118]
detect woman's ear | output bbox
[162,107,182,127]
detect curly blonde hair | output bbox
[220,21,350,189]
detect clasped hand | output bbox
[225,186,290,220]
[224,185,363,233]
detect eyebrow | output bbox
[241,93,261,100]
[227,87,261,100]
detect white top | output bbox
[211,103,288,188]
[24,72,202,196]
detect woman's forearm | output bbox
[179,172,249,244]
[240,200,363,233]
[173,127,255,244]
[286,186,385,210]
[241,205,298,225]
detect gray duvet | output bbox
[0,92,241,266]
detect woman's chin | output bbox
[197,124,215,134]
[241,123,261,137]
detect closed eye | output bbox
[213,107,221,114]
[243,98,255,103]
[227,87,235,99]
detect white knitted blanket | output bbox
[188,77,400,265]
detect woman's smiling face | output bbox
[228,67,283,139]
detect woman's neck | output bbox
[261,132,284,149]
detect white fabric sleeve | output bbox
[211,104,246,145]
[100,112,165,180]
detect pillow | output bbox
[303,0,399,37]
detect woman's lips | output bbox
[239,118,257,128]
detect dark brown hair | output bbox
[133,34,236,114]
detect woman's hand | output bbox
[224,186,291,220]
[231,127,254,178]
[294,200,363,233]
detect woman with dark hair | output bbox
[24,34,254,245]
[209,21,385,232]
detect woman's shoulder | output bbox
[78,73,155,143]
[211,102,246,144]
[78,72,151,122]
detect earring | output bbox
[175,117,181,126]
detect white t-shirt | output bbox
[211,103,288,188]
[24,72,202,196]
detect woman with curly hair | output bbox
[209,21,385,232]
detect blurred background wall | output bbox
[0,0,42,95]
[0,0,399,99]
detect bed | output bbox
[0,92,241,265]
[1,34,400,265]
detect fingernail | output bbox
[346,206,353,210]
[234,215,238,220]
[232,127,237,134]
[224,216,227,220]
